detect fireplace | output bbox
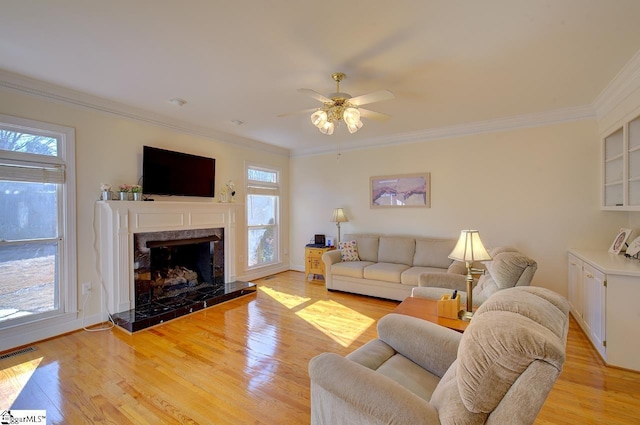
[133,228,224,305]
[98,201,256,332]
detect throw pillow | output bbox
[339,240,360,262]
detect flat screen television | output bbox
[142,146,215,197]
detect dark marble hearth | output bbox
[112,280,256,332]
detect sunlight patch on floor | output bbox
[296,300,375,347]
[0,356,43,406]
[259,286,310,309]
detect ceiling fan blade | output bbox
[277,107,319,118]
[298,88,333,103]
[349,90,395,106]
[359,108,392,121]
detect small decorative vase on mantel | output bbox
[131,185,143,201]
[100,183,112,201]
[118,184,132,201]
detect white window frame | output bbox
[0,114,77,341]
[246,163,280,270]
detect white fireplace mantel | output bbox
[97,200,238,314]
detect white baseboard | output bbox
[0,312,107,352]
[290,264,304,272]
[239,264,290,282]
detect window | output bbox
[246,165,279,269]
[0,114,76,330]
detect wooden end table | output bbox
[392,296,469,332]
[305,246,335,280]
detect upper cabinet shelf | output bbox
[602,115,640,210]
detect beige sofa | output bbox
[309,286,570,425]
[322,234,463,301]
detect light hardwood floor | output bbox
[1,271,639,424]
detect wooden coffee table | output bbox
[392,297,469,332]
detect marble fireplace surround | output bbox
[98,201,239,315]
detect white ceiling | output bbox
[1,0,640,156]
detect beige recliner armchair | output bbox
[308,286,569,425]
[412,247,537,308]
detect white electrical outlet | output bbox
[82,282,91,294]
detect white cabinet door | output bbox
[602,115,640,210]
[583,263,607,358]
[603,127,624,208]
[568,255,584,323]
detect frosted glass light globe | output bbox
[311,110,328,128]
[343,107,360,126]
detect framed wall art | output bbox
[608,228,632,254]
[370,173,430,208]
[626,235,640,257]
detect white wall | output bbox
[290,119,628,297]
[0,89,290,333]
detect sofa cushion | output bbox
[376,354,441,402]
[447,260,468,275]
[378,237,415,265]
[344,234,379,262]
[332,261,375,279]
[413,238,456,269]
[339,240,360,261]
[400,266,449,286]
[363,262,410,283]
[483,250,537,289]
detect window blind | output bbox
[0,163,65,184]
[247,185,279,196]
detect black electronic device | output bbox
[306,234,326,248]
[142,146,216,198]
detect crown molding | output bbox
[0,69,290,157]
[291,104,596,157]
[0,67,610,160]
[593,49,640,121]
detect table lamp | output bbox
[448,230,492,320]
[331,208,348,244]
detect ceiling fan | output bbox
[279,72,394,135]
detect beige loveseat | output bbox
[322,234,463,301]
[309,286,570,425]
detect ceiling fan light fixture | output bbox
[311,110,328,128]
[287,72,393,135]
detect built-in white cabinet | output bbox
[567,256,584,322]
[567,254,606,360]
[581,263,606,354]
[568,250,640,371]
[602,115,640,210]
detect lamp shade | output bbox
[311,110,328,128]
[331,208,348,223]
[319,121,334,135]
[346,119,363,134]
[343,107,361,126]
[448,230,492,262]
